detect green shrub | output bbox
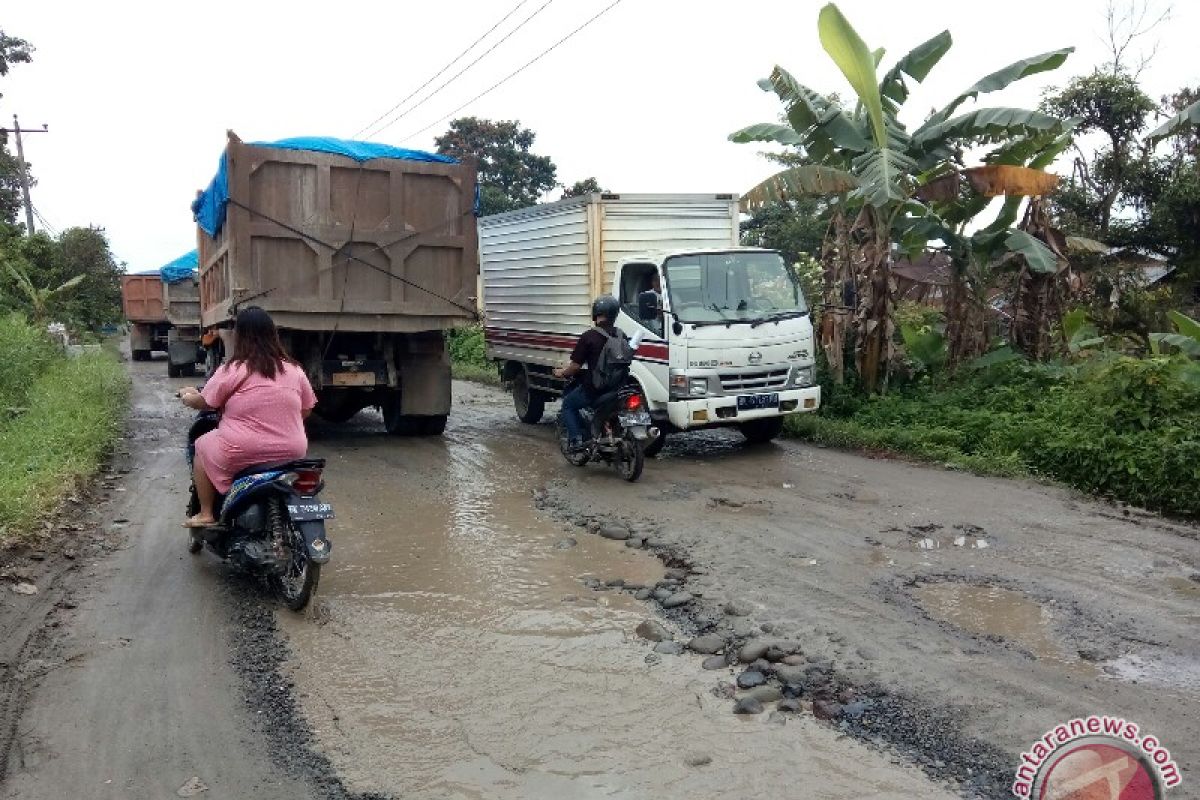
[789,355,1200,517]
[447,325,488,368]
[0,313,61,412]
[0,351,129,543]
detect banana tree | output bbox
[4,261,86,323]
[730,2,1074,391]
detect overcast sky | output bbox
[3,0,1195,270]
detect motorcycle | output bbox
[557,382,660,482]
[185,409,333,611]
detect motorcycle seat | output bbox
[231,457,326,481]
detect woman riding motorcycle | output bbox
[177,306,317,528]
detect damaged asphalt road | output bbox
[2,361,1197,799]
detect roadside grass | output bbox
[0,351,130,546]
[785,356,1200,518]
[451,360,500,386]
[447,326,500,386]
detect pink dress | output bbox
[196,361,317,493]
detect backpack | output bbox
[591,325,634,392]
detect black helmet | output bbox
[591,294,620,322]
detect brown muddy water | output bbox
[914,583,1094,673]
[277,387,955,799]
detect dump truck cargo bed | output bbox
[196,133,479,332]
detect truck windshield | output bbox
[663,252,808,325]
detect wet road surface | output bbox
[284,383,953,798]
[4,358,1197,799]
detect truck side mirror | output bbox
[637,290,660,321]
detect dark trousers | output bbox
[561,385,592,442]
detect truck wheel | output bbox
[642,430,666,457]
[132,349,151,362]
[167,361,182,378]
[738,417,784,444]
[180,362,197,378]
[512,368,545,424]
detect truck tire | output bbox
[180,362,197,378]
[738,417,784,444]
[132,349,151,362]
[167,361,182,378]
[642,430,666,457]
[512,368,545,424]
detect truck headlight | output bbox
[689,378,708,396]
[792,367,814,387]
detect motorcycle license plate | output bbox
[287,502,335,521]
[737,393,780,411]
[619,411,652,426]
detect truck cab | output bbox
[611,248,820,443]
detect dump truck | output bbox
[161,250,203,377]
[480,193,820,448]
[120,271,170,361]
[193,132,479,435]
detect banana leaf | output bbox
[740,165,859,210]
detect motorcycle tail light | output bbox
[292,468,323,495]
[625,393,643,411]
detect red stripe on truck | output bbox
[485,327,669,364]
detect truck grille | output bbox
[719,369,790,392]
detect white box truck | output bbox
[480,193,821,448]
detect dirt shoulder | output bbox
[534,418,1200,797]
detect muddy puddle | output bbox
[277,397,954,799]
[915,583,1092,672]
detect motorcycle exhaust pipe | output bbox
[647,426,661,440]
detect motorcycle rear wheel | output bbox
[617,436,645,482]
[267,498,320,611]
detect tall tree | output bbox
[0,225,123,328]
[434,117,557,216]
[0,31,34,226]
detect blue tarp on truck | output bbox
[160,249,199,284]
[191,137,462,238]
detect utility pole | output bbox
[1,115,49,234]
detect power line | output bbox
[362,0,557,140]
[352,0,532,138]
[398,0,626,145]
[31,204,58,238]
[350,0,532,140]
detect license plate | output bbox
[287,502,335,521]
[619,411,652,426]
[331,371,376,387]
[737,393,780,411]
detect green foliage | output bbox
[0,312,59,412]
[446,325,487,367]
[561,178,605,199]
[435,117,558,216]
[739,199,827,269]
[790,355,1200,516]
[0,30,35,226]
[0,329,128,543]
[0,225,123,329]
[446,326,498,385]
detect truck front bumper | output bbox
[665,386,821,431]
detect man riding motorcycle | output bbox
[553,295,624,452]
